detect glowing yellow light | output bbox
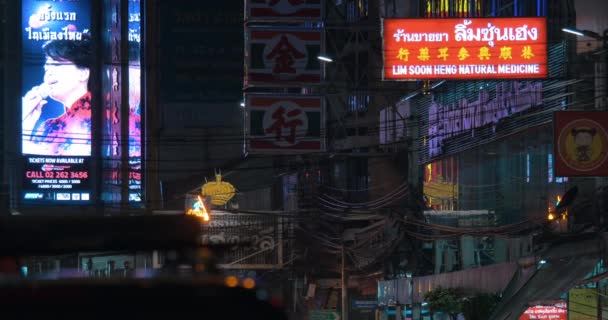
[427,164,432,182]
[548,213,555,221]
[187,195,210,222]
[225,276,239,288]
[556,195,561,206]
[242,278,256,289]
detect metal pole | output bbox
[341,243,348,320]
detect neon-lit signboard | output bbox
[21,0,92,202]
[519,302,567,320]
[383,17,547,80]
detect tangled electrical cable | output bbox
[400,215,546,241]
[316,182,410,211]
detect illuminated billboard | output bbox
[519,302,567,320]
[246,94,325,154]
[21,0,93,202]
[245,28,322,87]
[383,17,547,80]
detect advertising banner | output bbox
[554,111,608,177]
[519,302,567,320]
[245,28,322,87]
[383,17,547,80]
[246,0,322,21]
[21,0,92,202]
[247,95,324,153]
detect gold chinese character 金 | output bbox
[521,46,534,59]
[396,48,410,62]
[437,47,449,61]
[499,46,512,60]
[418,47,430,61]
[478,46,491,60]
[457,47,470,61]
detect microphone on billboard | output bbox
[23,83,50,121]
[37,82,50,99]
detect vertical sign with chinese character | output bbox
[383,18,547,80]
[247,95,324,153]
[245,0,322,21]
[21,0,93,202]
[245,28,322,87]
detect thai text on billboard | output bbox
[383,17,547,80]
[21,0,92,202]
[519,302,567,320]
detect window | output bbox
[526,153,530,183]
[548,153,568,183]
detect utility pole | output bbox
[341,243,348,320]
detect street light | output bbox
[317,55,333,63]
[562,27,608,50]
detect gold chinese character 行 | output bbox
[499,46,512,60]
[418,47,430,61]
[478,46,491,60]
[437,47,449,61]
[457,47,470,61]
[396,48,410,62]
[521,46,534,59]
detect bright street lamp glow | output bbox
[539,259,547,265]
[240,101,245,107]
[562,28,585,36]
[317,55,333,62]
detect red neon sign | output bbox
[383,17,547,80]
[519,303,567,320]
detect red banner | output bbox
[554,111,608,177]
[383,17,547,80]
[519,303,567,320]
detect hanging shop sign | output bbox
[246,94,324,153]
[383,17,547,80]
[245,0,322,21]
[554,111,608,177]
[245,28,322,87]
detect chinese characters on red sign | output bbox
[383,17,547,80]
[246,29,322,86]
[247,95,324,153]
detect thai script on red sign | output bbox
[519,303,567,320]
[383,17,547,80]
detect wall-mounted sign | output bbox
[554,111,608,177]
[245,28,322,87]
[199,211,284,269]
[247,94,324,153]
[245,0,322,21]
[383,17,547,80]
[428,81,542,158]
[21,0,93,202]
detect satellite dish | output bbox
[556,186,578,209]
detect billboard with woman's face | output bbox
[21,0,93,202]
